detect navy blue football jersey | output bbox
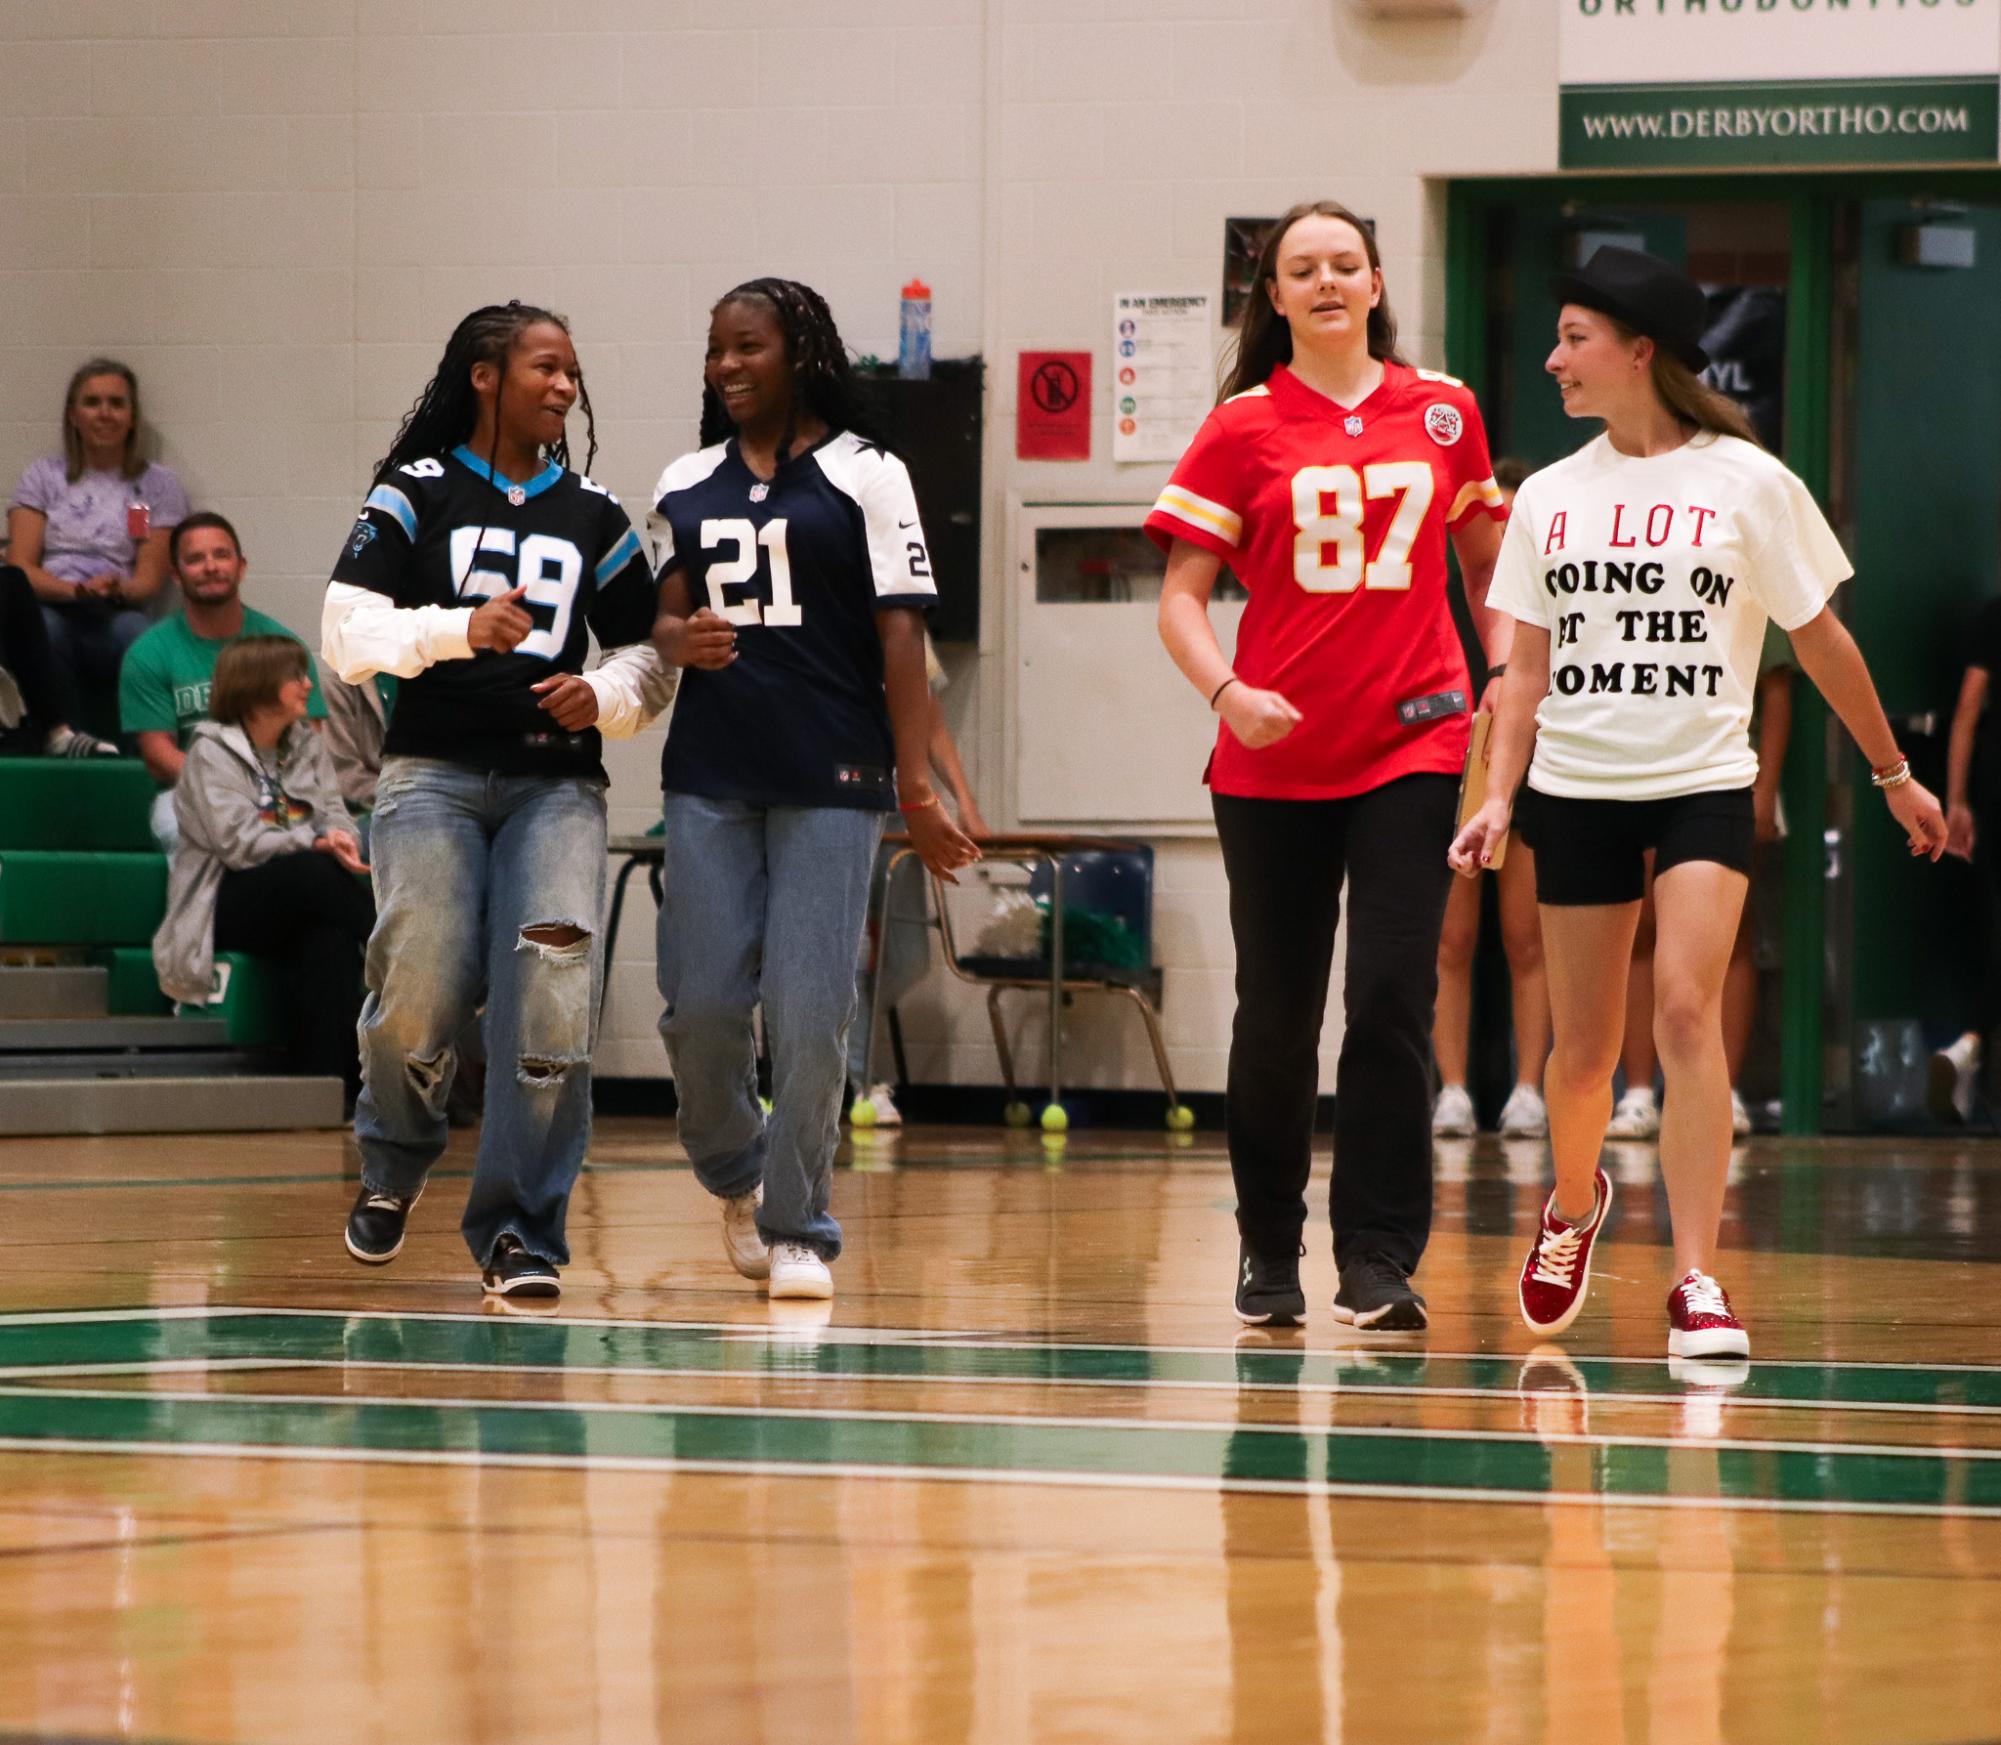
[331,446,654,777]
[649,430,936,810]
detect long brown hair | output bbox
[61,358,144,483]
[1600,314,1762,448]
[209,636,308,729]
[1218,201,1407,403]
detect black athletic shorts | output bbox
[1515,786,1755,907]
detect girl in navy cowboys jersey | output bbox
[321,302,669,1299]
[649,279,979,1301]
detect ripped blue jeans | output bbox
[354,755,607,1268]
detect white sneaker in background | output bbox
[1498,1082,1548,1138]
[1431,1082,1475,1137]
[768,1241,833,1300]
[721,1184,770,1280]
[1606,1084,1659,1140]
[1928,1033,1982,1124]
[1729,1088,1752,1138]
[863,1082,903,1127]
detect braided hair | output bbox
[378,301,597,480]
[698,278,886,457]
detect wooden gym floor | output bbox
[0,1117,1996,1745]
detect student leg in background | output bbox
[1430,871,1480,1136]
[847,845,927,1117]
[1495,843,1551,1135]
[458,773,609,1271]
[1609,858,1660,1138]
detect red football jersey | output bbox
[1146,361,1504,801]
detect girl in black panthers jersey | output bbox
[322,302,667,1300]
[650,279,979,1302]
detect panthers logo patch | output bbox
[348,518,377,559]
[1424,402,1463,446]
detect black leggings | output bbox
[1212,773,1458,1274]
[213,850,375,1089]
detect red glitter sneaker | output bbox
[1666,1270,1750,1359]
[1517,1168,1611,1337]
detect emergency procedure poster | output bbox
[1112,292,1214,464]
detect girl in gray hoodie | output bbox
[153,634,373,1097]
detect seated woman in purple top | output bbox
[8,358,188,736]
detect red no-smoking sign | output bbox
[1016,350,1091,460]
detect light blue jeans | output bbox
[656,791,885,1260]
[354,755,607,1268]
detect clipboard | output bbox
[1455,711,1508,870]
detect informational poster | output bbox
[1559,0,2001,169]
[1111,292,1214,465]
[1016,350,1092,461]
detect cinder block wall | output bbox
[0,0,1558,1089]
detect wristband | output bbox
[1209,675,1239,709]
[898,793,943,815]
[1487,663,1507,678]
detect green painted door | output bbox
[1839,198,2001,1108]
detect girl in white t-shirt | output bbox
[1449,247,1945,1370]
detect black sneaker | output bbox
[1233,1240,1306,1327]
[1332,1255,1428,1331]
[482,1235,561,1299]
[345,1187,419,1264]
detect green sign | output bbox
[1562,75,2001,168]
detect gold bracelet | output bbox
[1870,758,1912,790]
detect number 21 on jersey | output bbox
[701,518,803,628]
[1291,462,1433,594]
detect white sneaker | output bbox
[768,1241,833,1300]
[1431,1082,1475,1137]
[1498,1082,1548,1137]
[863,1082,903,1127]
[1928,1034,1981,1124]
[1729,1088,1752,1138]
[1606,1085,1659,1140]
[721,1184,769,1280]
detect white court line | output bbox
[2,1303,1997,1377]
[7,1381,1995,1466]
[1,1356,1997,1420]
[0,1432,1993,1520]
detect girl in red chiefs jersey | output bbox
[1451,246,1945,1370]
[1151,199,1511,1331]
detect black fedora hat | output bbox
[1551,245,1709,372]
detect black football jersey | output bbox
[331,446,655,777]
[649,430,936,810]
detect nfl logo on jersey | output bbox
[1424,403,1464,447]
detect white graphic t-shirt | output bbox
[1488,431,1850,800]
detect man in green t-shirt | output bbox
[120,511,326,848]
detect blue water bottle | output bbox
[898,277,932,380]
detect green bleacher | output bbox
[0,759,282,1046]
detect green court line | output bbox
[2,1386,1996,1516]
[0,1311,1997,1414]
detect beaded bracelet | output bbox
[1870,758,1913,790]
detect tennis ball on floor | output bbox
[1166,1105,1195,1131]
[1040,1103,1069,1134]
[850,1098,878,1129]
